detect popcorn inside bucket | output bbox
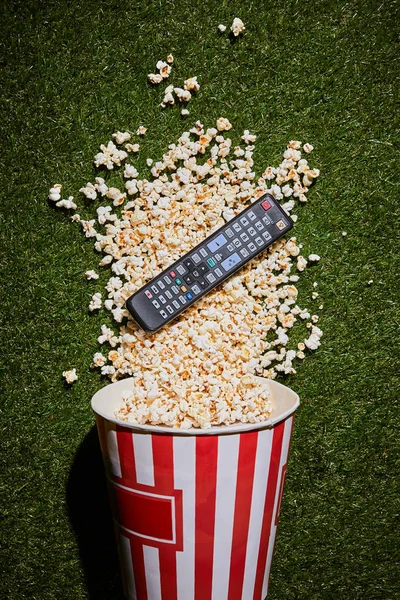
[54,119,321,429]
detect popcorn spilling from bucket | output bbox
[55,118,321,428]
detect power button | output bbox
[261,199,271,210]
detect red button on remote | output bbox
[261,200,271,210]
[169,270,176,278]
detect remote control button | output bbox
[159,295,166,304]
[199,248,208,258]
[215,253,223,261]
[165,290,173,299]
[158,280,165,289]
[255,221,264,231]
[192,268,201,278]
[184,259,194,270]
[179,295,187,304]
[255,237,264,246]
[151,285,159,294]
[248,211,256,221]
[184,274,194,285]
[262,215,272,226]
[207,233,227,253]
[192,253,201,264]
[240,217,249,226]
[207,257,216,268]
[222,253,241,272]
[175,278,182,285]
[240,248,249,258]
[226,228,234,238]
[145,290,152,298]
[240,232,249,242]
[227,243,234,252]
[172,285,179,294]
[214,267,223,278]
[198,263,209,274]
[160,310,168,319]
[192,284,201,295]
[233,239,242,248]
[261,199,271,210]
[173,300,180,309]
[166,305,174,314]
[186,292,193,300]
[233,223,241,232]
[164,275,172,285]
[152,300,160,309]
[176,264,186,276]
[262,231,272,242]
[181,285,187,292]
[276,219,287,230]
[198,278,208,288]
[248,227,256,236]
[206,272,216,283]
[248,242,256,252]
[169,270,176,278]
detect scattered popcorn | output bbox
[311,292,319,299]
[85,270,99,280]
[303,143,314,153]
[112,131,131,145]
[231,17,245,36]
[148,73,163,85]
[167,54,174,64]
[56,196,77,210]
[342,231,347,237]
[308,254,321,262]
[63,368,78,384]
[125,143,140,153]
[136,126,147,136]
[146,158,153,166]
[89,292,102,311]
[53,119,321,428]
[367,279,374,286]
[184,76,200,92]
[216,117,232,131]
[311,315,319,323]
[79,182,97,200]
[48,184,62,202]
[71,213,81,223]
[181,108,190,116]
[94,141,128,170]
[156,60,171,79]
[218,24,227,32]
[319,304,324,310]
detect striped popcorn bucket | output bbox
[91,376,299,600]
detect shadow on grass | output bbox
[66,426,125,600]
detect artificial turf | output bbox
[1,0,399,598]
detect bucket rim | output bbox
[91,376,300,436]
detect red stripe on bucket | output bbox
[130,538,148,600]
[195,436,218,600]
[116,425,137,488]
[228,431,258,600]
[152,435,178,600]
[253,421,285,600]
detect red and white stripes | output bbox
[96,415,294,600]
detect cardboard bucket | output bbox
[91,377,299,599]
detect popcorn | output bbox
[56,197,77,210]
[148,73,163,85]
[89,292,102,311]
[54,119,321,428]
[303,143,314,153]
[63,368,78,384]
[85,270,99,280]
[231,17,245,36]
[308,254,321,262]
[48,184,62,202]
[181,109,190,116]
[136,126,147,136]
[79,182,97,200]
[156,61,171,79]
[112,131,131,145]
[184,76,200,92]
[94,141,128,170]
[218,24,227,32]
[125,143,140,153]
[167,54,174,64]
[342,231,347,237]
[216,117,232,131]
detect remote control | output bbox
[126,193,293,332]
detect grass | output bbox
[0,0,399,598]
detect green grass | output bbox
[1,0,399,598]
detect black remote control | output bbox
[126,193,293,332]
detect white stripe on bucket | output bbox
[105,422,122,478]
[211,434,240,600]
[241,428,273,600]
[262,416,294,598]
[143,545,162,600]
[118,532,136,600]
[173,436,196,600]
[133,433,155,486]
